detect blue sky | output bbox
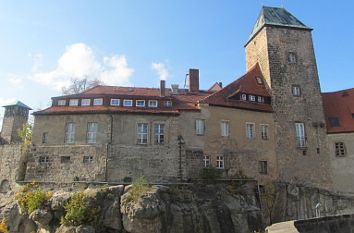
[1,1,354,123]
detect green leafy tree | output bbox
[17,123,32,150]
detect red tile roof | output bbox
[322,88,354,133]
[200,64,273,112]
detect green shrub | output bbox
[200,167,220,180]
[128,176,151,203]
[226,181,246,195]
[15,181,52,215]
[0,222,8,233]
[61,192,99,226]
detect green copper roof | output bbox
[3,101,32,110]
[247,6,312,44]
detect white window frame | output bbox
[195,119,205,136]
[246,122,255,139]
[87,122,98,144]
[69,99,79,106]
[136,100,145,107]
[137,123,149,144]
[249,95,256,102]
[164,101,172,107]
[257,96,264,103]
[81,99,91,106]
[93,98,103,106]
[295,122,306,148]
[123,99,133,107]
[216,156,224,169]
[64,123,76,144]
[203,155,210,168]
[83,155,94,163]
[292,85,301,97]
[148,100,158,108]
[153,123,165,144]
[260,124,269,140]
[241,94,247,100]
[58,99,66,106]
[110,99,120,106]
[220,120,230,137]
[39,156,49,164]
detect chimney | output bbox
[171,84,179,94]
[160,80,166,97]
[218,82,223,88]
[189,69,199,93]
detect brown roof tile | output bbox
[322,88,354,133]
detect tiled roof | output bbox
[3,101,32,110]
[322,88,354,133]
[200,64,273,112]
[34,86,212,115]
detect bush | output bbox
[0,222,8,233]
[128,176,151,203]
[15,181,52,215]
[61,192,99,226]
[200,167,220,180]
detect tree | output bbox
[260,182,277,225]
[62,78,104,95]
[17,123,32,151]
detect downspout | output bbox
[105,114,113,182]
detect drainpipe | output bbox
[177,135,185,182]
[105,114,113,182]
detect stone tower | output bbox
[245,7,332,189]
[1,101,32,144]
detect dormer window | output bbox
[69,99,79,106]
[58,100,66,106]
[257,96,264,103]
[248,95,255,102]
[148,100,158,108]
[164,101,172,107]
[81,99,91,106]
[93,98,103,106]
[241,94,247,101]
[288,52,297,64]
[136,100,145,107]
[110,99,120,106]
[329,117,340,127]
[256,77,263,85]
[123,99,132,107]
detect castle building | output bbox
[2,6,352,191]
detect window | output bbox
[246,123,255,139]
[288,52,297,64]
[295,122,306,148]
[58,100,66,106]
[164,101,172,107]
[64,123,76,144]
[42,132,48,144]
[292,85,301,97]
[39,156,49,164]
[195,119,205,135]
[241,94,247,101]
[335,142,346,157]
[137,123,148,144]
[154,124,165,144]
[83,156,94,163]
[148,100,158,108]
[256,77,263,84]
[110,99,120,106]
[93,98,103,106]
[123,99,132,107]
[136,100,145,107]
[61,156,71,164]
[248,95,256,101]
[203,155,210,168]
[328,117,340,127]
[220,121,230,137]
[69,99,79,106]
[87,122,98,144]
[257,96,264,103]
[216,156,224,169]
[260,124,269,140]
[259,161,268,174]
[81,99,91,106]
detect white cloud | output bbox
[0,98,16,107]
[29,52,44,72]
[151,62,169,80]
[7,74,23,87]
[32,43,134,91]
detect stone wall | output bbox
[0,145,23,193]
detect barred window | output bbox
[335,142,346,157]
[87,122,98,144]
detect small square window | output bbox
[58,100,66,106]
[292,85,301,97]
[288,52,297,64]
[329,117,340,127]
[248,95,256,101]
[61,156,71,164]
[123,99,133,107]
[335,142,346,157]
[39,156,49,164]
[256,77,263,84]
[257,96,264,103]
[110,99,120,106]
[42,132,48,144]
[241,94,247,101]
[203,155,210,168]
[259,161,268,174]
[93,98,103,106]
[81,99,91,106]
[69,99,79,106]
[136,100,145,107]
[83,156,94,163]
[216,156,224,169]
[148,100,158,108]
[164,101,172,107]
